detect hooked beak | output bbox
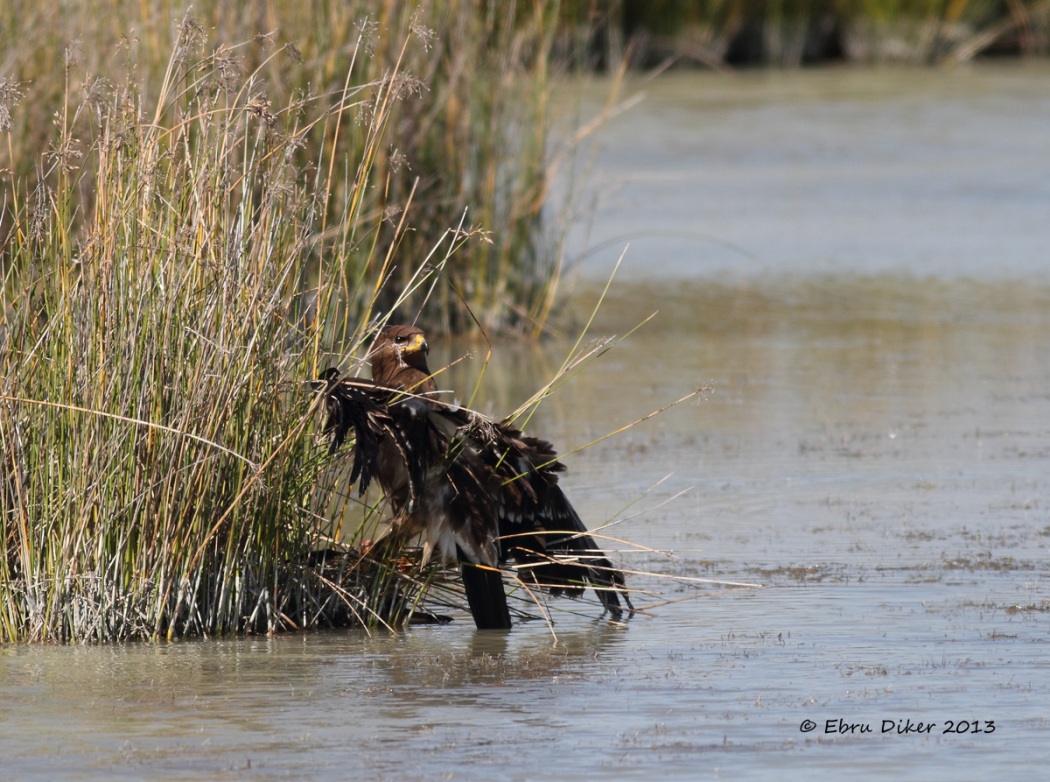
[406,332,429,355]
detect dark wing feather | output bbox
[314,374,425,505]
[494,423,631,618]
[526,481,630,617]
[440,408,632,618]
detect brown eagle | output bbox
[314,324,631,629]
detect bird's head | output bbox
[371,324,432,385]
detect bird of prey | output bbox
[314,324,631,629]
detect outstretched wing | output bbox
[313,371,631,619]
[440,408,631,618]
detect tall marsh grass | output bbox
[0,3,571,642]
[1,0,568,336]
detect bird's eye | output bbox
[394,336,406,344]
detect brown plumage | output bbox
[314,324,632,629]
[369,324,438,396]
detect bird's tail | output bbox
[459,560,513,630]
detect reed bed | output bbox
[1,0,570,337]
[0,2,578,642]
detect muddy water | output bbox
[4,67,1050,779]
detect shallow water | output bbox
[5,66,1050,780]
[558,64,1050,281]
